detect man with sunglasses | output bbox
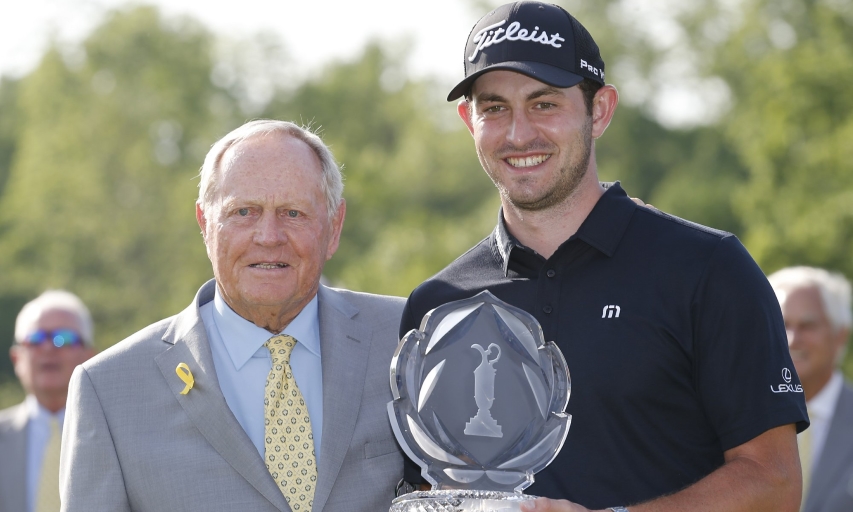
[0,290,95,512]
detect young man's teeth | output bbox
[506,155,550,167]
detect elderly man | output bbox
[0,290,95,512]
[769,267,853,512]
[59,120,404,512]
[400,2,807,511]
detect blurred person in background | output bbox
[769,266,853,512]
[0,290,95,512]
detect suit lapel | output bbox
[803,383,853,512]
[154,280,291,512]
[312,287,372,512]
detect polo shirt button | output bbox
[543,305,553,314]
[546,269,556,278]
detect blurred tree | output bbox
[0,380,25,410]
[0,6,240,351]
[597,103,747,235]
[0,294,28,390]
[716,0,853,278]
[0,77,22,383]
[0,77,19,199]
[714,0,853,376]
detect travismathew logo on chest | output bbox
[770,367,803,394]
[469,20,566,61]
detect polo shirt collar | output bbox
[575,182,636,257]
[493,182,636,274]
[212,288,321,370]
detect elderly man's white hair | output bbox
[197,119,344,218]
[768,266,852,333]
[14,290,95,347]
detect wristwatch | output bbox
[609,508,630,512]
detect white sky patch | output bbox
[1,0,743,128]
[609,0,694,51]
[606,0,741,128]
[0,0,106,77]
[0,0,476,84]
[767,19,797,50]
[651,77,731,129]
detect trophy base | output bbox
[390,490,536,512]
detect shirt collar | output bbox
[25,395,64,425]
[212,288,321,370]
[807,371,844,420]
[493,182,636,274]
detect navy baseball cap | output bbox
[447,1,605,101]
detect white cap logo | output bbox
[782,368,792,383]
[468,19,565,62]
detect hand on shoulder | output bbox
[630,197,656,210]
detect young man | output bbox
[400,3,807,511]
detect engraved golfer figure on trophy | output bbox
[465,343,502,438]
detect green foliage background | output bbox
[1,0,852,403]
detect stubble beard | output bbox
[483,116,593,213]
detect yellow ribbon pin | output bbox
[176,363,194,395]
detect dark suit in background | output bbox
[803,383,853,512]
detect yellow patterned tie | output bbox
[35,417,61,512]
[264,335,317,511]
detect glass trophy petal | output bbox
[407,414,467,466]
[493,305,539,360]
[418,360,445,411]
[522,362,548,419]
[427,303,483,353]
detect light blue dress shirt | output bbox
[25,395,64,512]
[201,289,324,460]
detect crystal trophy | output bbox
[388,290,571,511]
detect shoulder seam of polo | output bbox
[634,206,732,239]
[444,235,494,269]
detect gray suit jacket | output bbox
[804,381,853,512]
[60,280,405,512]
[0,402,28,512]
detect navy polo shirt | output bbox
[400,183,808,509]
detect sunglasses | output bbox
[21,329,85,348]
